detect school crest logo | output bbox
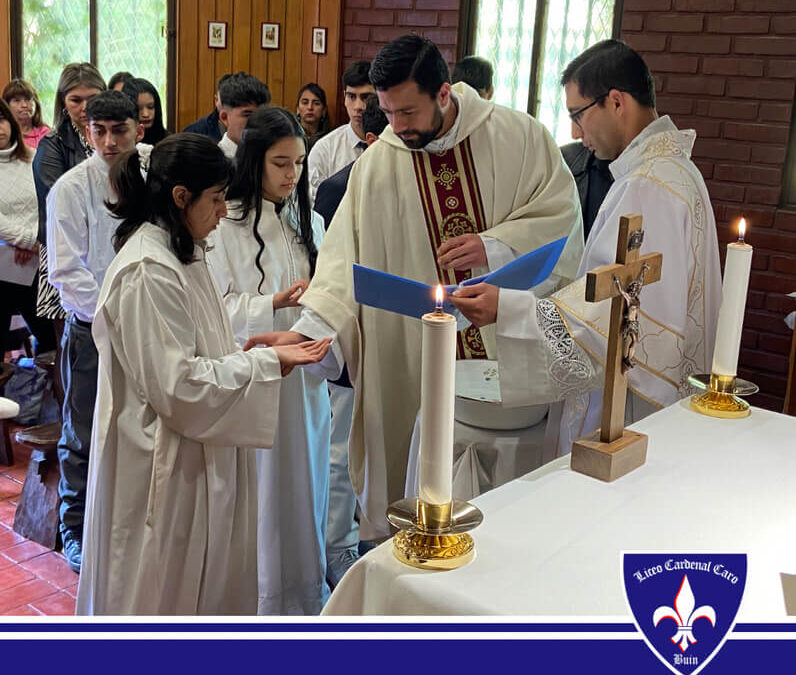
[622,553,747,675]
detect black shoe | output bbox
[61,531,82,574]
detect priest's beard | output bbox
[397,103,444,150]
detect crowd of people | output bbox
[0,34,720,616]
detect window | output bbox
[465,0,621,145]
[10,0,173,128]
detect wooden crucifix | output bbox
[570,214,663,482]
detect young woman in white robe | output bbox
[207,107,331,615]
[76,133,330,615]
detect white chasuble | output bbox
[208,201,331,615]
[77,223,283,615]
[497,116,722,457]
[298,82,583,537]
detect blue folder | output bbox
[353,236,568,319]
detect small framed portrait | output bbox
[261,22,279,50]
[312,27,327,55]
[208,21,227,49]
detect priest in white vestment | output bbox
[250,36,584,538]
[452,40,722,458]
[77,135,329,615]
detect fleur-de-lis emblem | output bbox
[653,574,716,652]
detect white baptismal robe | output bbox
[207,200,331,615]
[497,116,722,456]
[77,223,283,615]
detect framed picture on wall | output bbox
[261,23,280,50]
[312,27,327,55]
[208,21,227,49]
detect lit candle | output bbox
[711,218,753,377]
[418,285,456,506]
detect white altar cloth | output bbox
[323,401,796,617]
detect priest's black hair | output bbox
[108,132,233,264]
[225,106,317,293]
[121,77,169,144]
[560,39,656,109]
[369,34,449,98]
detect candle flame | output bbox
[435,284,444,308]
[738,218,746,242]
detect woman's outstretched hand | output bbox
[273,279,309,310]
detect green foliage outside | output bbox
[21,0,167,128]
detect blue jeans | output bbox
[58,316,98,537]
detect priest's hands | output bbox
[273,279,309,310]
[243,330,309,351]
[450,283,499,327]
[437,234,487,270]
[271,338,332,377]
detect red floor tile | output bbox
[3,465,27,484]
[2,539,50,564]
[0,475,22,500]
[21,551,78,589]
[30,590,75,616]
[0,525,24,551]
[0,500,16,527]
[0,578,57,613]
[0,553,14,571]
[62,581,79,599]
[0,564,35,592]
[2,603,44,616]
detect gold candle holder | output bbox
[689,373,759,419]
[387,497,483,570]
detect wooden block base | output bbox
[570,428,648,482]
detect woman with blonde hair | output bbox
[2,78,51,149]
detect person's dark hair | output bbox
[369,34,449,97]
[0,98,31,161]
[560,39,655,108]
[452,56,494,93]
[361,94,388,137]
[109,133,232,264]
[2,78,45,127]
[108,71,134,90]
[226,106,317,292]
[121,77,168,144]
[86,90,139,123]
[295,82,330,137]
[342,61,371,89]
[53,62,106,125]
[218,72,271,109]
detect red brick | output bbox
[671,35,731,54]
[438,11,458,27]
[624,0,672,9]
[751,252,769,270]
[371,26,409,42]
[726,78,795,101]
[771,15,796,34]
[420,28,457,45]
[747,228,796,253]
[735,36,796,55]
[738,346,789,373]
[736,0,795,10]
[344,9,354,24]
[714,164,782,185]
[767,59,796,78]
[344,25,370,42]
[345,0,371,7]
[655,77,665,92]
[373,0,412,7]
[353,9,395,25]
[344,42,362,58]
[708,100,759,120]
[764,292,796,314]
[702,57,765,77]
[707,181,746,203]
[774,210,796,231]
[738,369,787,396]
[644,53,700,73]
[673,0,733,9]
[622,13,644,31]
[741,329,759,348]
[706,15,770,33]
[745,309,792,335]
[694,159,714,178]
[724,122,790,145]
[747,291,766,309]
[730,206,777,228]
[749,146,787,166]
[646,14,703,32]
[695,139,752,161]
[746,392,783,413]
[770,256,795,276]
[415,0,458,9]
[746,186,782,205]
[362,42,383,59]
[655,95,694,115]
[676,116,721,137]
[398,11,436,26]
[667,76,725,96]
[759,103,793,123]
[625,33,667,52]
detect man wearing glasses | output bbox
[451,39,722,459]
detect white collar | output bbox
[344,123,365,148]
[424,91,461,154]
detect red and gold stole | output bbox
[411,137,487,359]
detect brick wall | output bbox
[622,0,796,412]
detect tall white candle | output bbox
[418,286,456,506]
[711,219,753,377]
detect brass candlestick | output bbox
[387,497,483,570]
[689,373,759,419]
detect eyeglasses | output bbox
[568,93,609,129]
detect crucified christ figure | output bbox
[613,263,650,374]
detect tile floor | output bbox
[0,425,78,615]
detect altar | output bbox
[322,401,796,617]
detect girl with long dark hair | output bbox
[121,77,169,145]
[77,133,329,615]
[207,107,330,615]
